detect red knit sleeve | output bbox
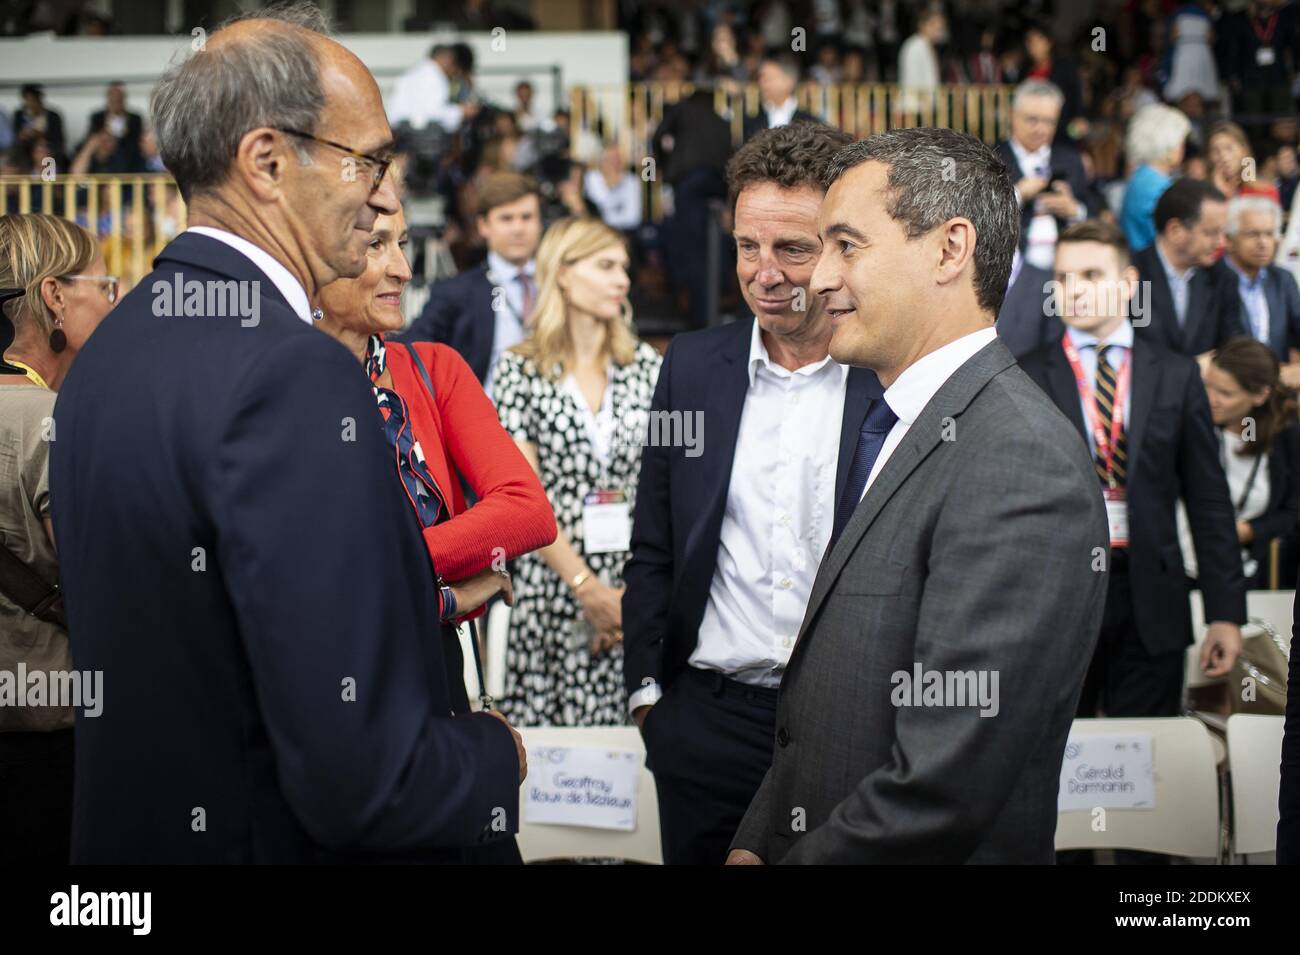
[416,343,557,581]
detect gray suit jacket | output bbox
[731,336,1109,864]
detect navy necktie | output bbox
[830,397,899,548]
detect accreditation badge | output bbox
[1104,486,1128,549]
[583,489,631,554]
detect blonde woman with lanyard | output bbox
[0,213,115,864]
[492,216,661,727]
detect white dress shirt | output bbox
[185,226,312,324]
[628,321,849,712]
[862,326,998,498]
[386,57,464,132]
[484,250,535,399]
[1009,138,1085,271]
[763,96,799,130]
[1155,239,1196,329]
[1063,321,1134,457]
[583,168,643,231]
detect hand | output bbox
[726,849,765,865]
[632,704,652,731]
[1201,621,1243,678]
[450,567,513,618]
[1038,181,1079,218]
[486,709,527,783]
[1279,363,1300,390]
[576,580,623,635]
[590,627,622,657]
[1017,175,1048,203]
[1236,520,1255,545]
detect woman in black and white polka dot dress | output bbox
[494,217,661,727]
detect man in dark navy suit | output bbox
[1131,178,1245,358]
[1222,195,1300,386]
[399,171,541,397]
[623,122,882,864]
[49,9,523,864]
[740,56,822,143]
[1020,221,1244,724]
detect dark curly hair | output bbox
[725,120,853,213]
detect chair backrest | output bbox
[1226,713,1286,857]
[1055,717,1220,858]
[516,726,662,865]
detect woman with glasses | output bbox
[0,212,115,864]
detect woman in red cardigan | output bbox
[314,205,557,634]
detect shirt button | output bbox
[789,394,800,405]
[780,577,792,589]
[783,637,793,648]
[779,514,791,527]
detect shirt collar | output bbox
[1155,238,1195,284]
[1065,319,1134,353]
[486,250,535,282]
[185,226,312,324]
[746,316,847,387]
[884,325,998,426]
[1225,255,1266,289]
[1009,138,1050,170]
[765,97,798,126]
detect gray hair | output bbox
[150,2,332,201]
[1227,194,1283,237]
[1125,103,1191,167]
[823,127,1020,314]
[1012,79,1065,112]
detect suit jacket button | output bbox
[777,727,790,747]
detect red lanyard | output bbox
[1062,334,1131,486]
[1253,12,1278,44]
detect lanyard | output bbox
[8,359,49,390]
[1253,12,1278,44]
[1218,431,1265,513]
[1062,334,1131,487]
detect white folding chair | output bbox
[516,726,662,864]
[1226,714,1285,861]
[1056,717,1222,861]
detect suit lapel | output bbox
[683,322,750,562]
[1136,247,1179,350]
[1124,336,1161,476]
[1044,342,1088,441]
[469,266,496,379]
[1182,270,1211,352]
[795,338,1016,646]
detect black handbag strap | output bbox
[0,538,66,629]
[399,341,495,708]
[399,340,436,402]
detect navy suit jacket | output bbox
[1019,333,1246,655]
[994,139,1099,255]
[399,264,496,383]
[1131,245,1246,356]
[1237,263,1300,363]
[622,318,883,696]
[741,109,823,143]
[50,233,519,863]
[997,262,1062,359]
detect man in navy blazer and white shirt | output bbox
[623,121,883,864]
[1223,194,1300,385]
[49,9,524,863]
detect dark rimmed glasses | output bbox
[274,127,393,193]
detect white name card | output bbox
[524,745,640,831]
[1058,733,1155,812]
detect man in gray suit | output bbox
[727,128,1110,865]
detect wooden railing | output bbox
[569,82,1016,221]
[0,173,186,289]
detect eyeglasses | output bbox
[62,274,120,304]
[274,127,393,193]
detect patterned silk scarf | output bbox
[365,334,445,528]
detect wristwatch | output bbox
[437,575,457,622]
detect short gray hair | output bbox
[1125,103,1191,167]
[1012,79,1064,112]
[150,2,332,201]
[823,127,1020,314]
[1227,195,1283,237]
